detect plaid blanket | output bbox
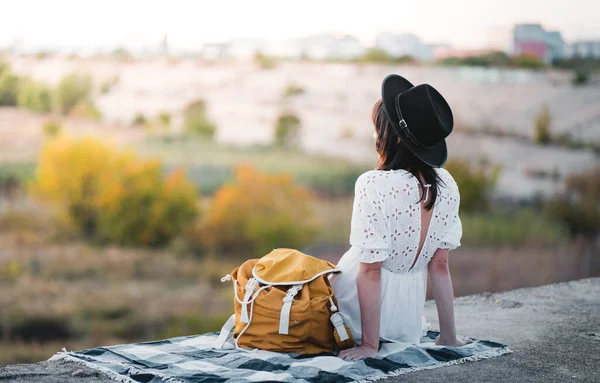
[50,331,510,383]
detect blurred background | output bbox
[1,0,599,365]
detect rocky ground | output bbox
[1,277,599,382]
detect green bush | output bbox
[99,75,120,94]
[0,168,23,198]
[357,48,393,63]
[0,71,21,106]
[545,167,600,237]
[42,120,63,138]
[35,51,51,60]
[444,158,501,212]
[534,104,552,144]
[17,79,53,113]
[183,99,216,139]
[113,47,133,61]
[511,55,546,70]
[32,138,199,247]
[8,314,74,342]
[68,100,102,120]
[158,111,172,127]
[54,72,93,115]
[284,84,305,97]
[572,68,590,86]
[132,112,147,126]
[274,111,301,147]
[0,60,9,76]
[437,52,535,69]
[254,50,277,69]
[356,49,417,64]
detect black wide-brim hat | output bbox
[382,74,453,167]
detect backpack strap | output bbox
[214,314,236,349]
[278,285,303,335]
[330,312,350,342]
[240,278,258,324]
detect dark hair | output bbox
[372,99,443,210]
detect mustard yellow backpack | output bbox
[214,248,354,354]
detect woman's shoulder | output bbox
[355,169,413,190]
[435,167,459,191]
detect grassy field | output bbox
[137,137,370,196]
[0,224,236,364]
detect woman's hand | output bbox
[339,344,378,361]
[436,335,472,347]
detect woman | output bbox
[333,74,471,361]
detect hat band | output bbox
[395,95,436,150]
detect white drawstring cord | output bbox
[232,280,269,305]
[423,184,432,202]
[235,283,270,352]
[328,297,338,312]
[221,274,232,282]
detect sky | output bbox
[1,0,599,52]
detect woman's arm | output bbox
[339,261,381,360]
[428,248,470,346]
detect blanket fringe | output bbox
[352,346,513,383]
[49,350,187,383]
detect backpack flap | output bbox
[253,248,340,285]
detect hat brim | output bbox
[381,75,448,168]
[398,132,448,167]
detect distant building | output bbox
[512,24,565,63]
[512,24,547,60]
[545,31,566,62]
[375,33,434,61]
[566,40,600,58]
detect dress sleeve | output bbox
[349,174,390,263]
[439,212,462,250]
[439,186,462,250]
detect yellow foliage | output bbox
[203,165,317,256]
[31,137,198,247]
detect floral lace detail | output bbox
[350,168,462,272]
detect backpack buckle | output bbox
[279,285,303,335]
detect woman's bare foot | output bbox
[435,335,473,347]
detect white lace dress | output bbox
[330,168,462,345]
